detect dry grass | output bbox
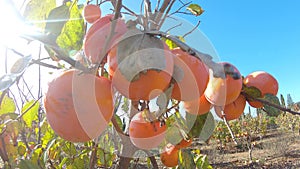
[198,129,300,168]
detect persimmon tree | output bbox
[0,0,298,168]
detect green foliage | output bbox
[187,4,205,16]
[287,94,294,108]
[195,154,213,169]
[21,100,39,128]
[198,112,216,142]
[56,2,85,53]
[162,36,185,50]
[18,159,40,169]
[243,86,262,100]
[23,0,56,29]
[186,112,209,138]
[0,93,16,115]
[45,5,70,37]
[263,94,281,117]
[178,149,196,169]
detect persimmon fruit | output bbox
[204,62,243,106]
[160,143,179,167]
[129,111,167,150]
[214,94,246,121]
[83,14,127,64]
[171,48,209,101]
[109,33,174,101]
[243,71,279,108]
[183,94,212,115]
[82,4,101,24]
[44,69,113,142]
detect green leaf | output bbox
[178,149,196,169]
[187,4,204,16]
[40,121,55,147]
[0,92,16,115]
[18,159,40,169]
[10,55,32,75]
[73,157,85,168]
[56,2,85,54]
[31,147,44,166]
[23,0,56,29]
[121,97,129,113]
[186,112,208,138]
[198,112,216,142]
[58,157,69,169]
[263,94,281,117]
[243,86,262,100]
[62,142,77,156]
[18,142,27,156]
[195,154,213,169]
[165,122,184,145]
[22,100,40,127]
[43,138,57,164]
[0,75,17,92]
[162,36,185,50]
[114,115,123,130]
[280,94,286,108]
[45,5,70,37]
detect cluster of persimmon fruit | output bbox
[43,4,279,167]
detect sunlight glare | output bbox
[0,0,39,48]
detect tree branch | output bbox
[153,0,171,29]
[168,1,192,16]
[242,92,300,116]
[182,20,201,38]
[157,0,175,30]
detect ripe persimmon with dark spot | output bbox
[243,71,279,108]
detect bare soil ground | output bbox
[199,130,300,169]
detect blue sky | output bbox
[122,0,300,102]
[195,1,300,102]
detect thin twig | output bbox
[157,0,175,30]
[145,151,159,169]
[89,141,98,169]
[100,0,123,66]
[37,44,42,145]
[182,20,201,38]
[122,5,138,17]
[8,89,21,113]
[155,0,161,12]
[168,1,192,16]
[144,0,152,30]
[164,22,182,33]
[153,0,171,29]
[30,59,61,69]
[21,77,35,100]
[222,114,238,145]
